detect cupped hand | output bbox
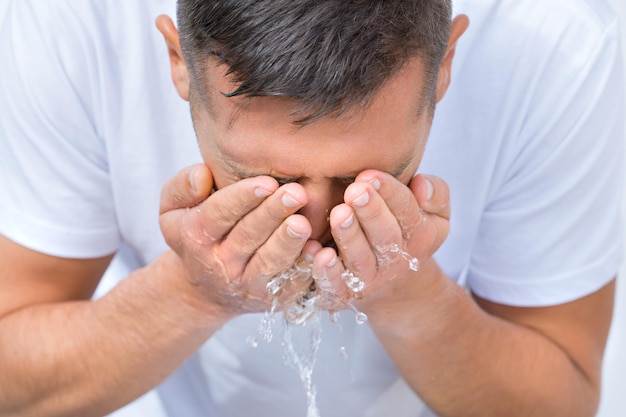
[311,170,451,321]
[158,164,317,319]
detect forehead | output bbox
[193,58,431,179]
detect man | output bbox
[0,1,623,416]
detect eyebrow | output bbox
[221,152,415,184]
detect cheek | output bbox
[212,171,241,191]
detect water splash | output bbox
[341,269,365,293]
[348,302,368,324]
[245,336,258,348]
[282,313,323,417]
[257,296,279,343]
[284,293,320,326]
[247,243,419,416]
[374,243,420,272]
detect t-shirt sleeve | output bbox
[466,7,625,306]
[0,1,121,258]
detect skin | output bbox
[0,11,614,417]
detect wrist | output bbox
[366,257,469,339]
[150,250,234,331]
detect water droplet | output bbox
[328,311,340,323]
[294,258,312,275]
[284,294,319,326]
[246,336,258,348]
[374,243,420,273]
[355,311,368,324]
[266,276,286,295]
[348,302,368,325]
[338,346,348,360]
[341,269,365,293]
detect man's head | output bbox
[176,0,454,124]
[157,2,468,243]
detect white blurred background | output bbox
[598,1,626,416]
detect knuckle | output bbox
[234,227,260,255]
[348,257,373,276]
[336,228,359,250]
[253,251,277,276]
[265,203,290,223]
[209,201,237,228]
[357,202,385,224]
[171,187,190,206]
[432,177,450,200]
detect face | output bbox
[187,58,434,245]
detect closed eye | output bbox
[274,177,299,186]
[273,176,356,186]
[335,177,356,185]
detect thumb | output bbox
[410,174,450,221]
[159,164,214,215]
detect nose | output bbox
[297,179,346,244]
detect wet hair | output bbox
[177,0,452,124]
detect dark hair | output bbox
[177,0,452,124]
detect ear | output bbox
[435,14,470,103]
[155,15,190,101]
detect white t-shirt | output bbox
[0,0,623,416]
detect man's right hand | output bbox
[158,164,317,320]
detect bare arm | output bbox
[0,164,311,417]
[317,171,614,417]
[0,165,219,417]
[0,235,220,417]
[373,267,613,417]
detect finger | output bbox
[196,176,280,242]
[328,203,377,280]
[302,239,323,260]
[159,164,213,215]
[343,181,403,248]
[410,174,451,251]
[267,240,323,309]
[220,183,308,264]
[410,174,450,220]
[311,247,353,308]
[354,170,423,239]
[244,214,312,293]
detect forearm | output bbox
[369,262,601,417]
[0,250,224,417]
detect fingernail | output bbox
[282,193,301,208]
[327,255,337,268]
[287,225,307,239]
[424,177,434,201]
[352,191,369,207]
[341,213,354,228]
[255,187,272,198]
[368,178,381,190]
[189,167,198,194]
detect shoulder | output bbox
[3,0,175,53]
[455,0,618,32]
[449,0,622,121]
[454,0,620,66]
[1,0,177,124]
